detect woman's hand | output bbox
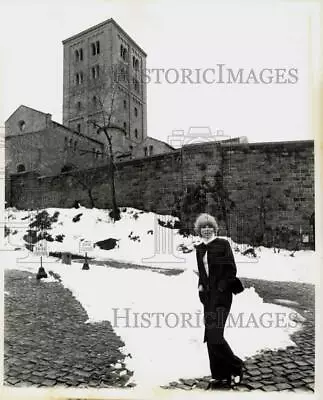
[198,285,206,304]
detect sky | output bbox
[0,0,321,144]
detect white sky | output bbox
[0,0,320,144]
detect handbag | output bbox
[229,277,244,295]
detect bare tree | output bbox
[61,162,99,208]
[86,64,127,221]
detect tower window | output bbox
[91,65,100,79]
[134,107,138,117]
[123,99,127,110]
[75,48,83,62]
[91,40,100,56]
[133,77,139,92]
[75,72,83,85]
[134,128,138,138]
[120,44,128,61]
[132,56,139,70]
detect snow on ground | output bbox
[3,206,315,387]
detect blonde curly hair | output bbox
[194,213,219,236]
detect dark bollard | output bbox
[36,257,48,280]
[82,252,90,270]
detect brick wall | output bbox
[8,140,314,248]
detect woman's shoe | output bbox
[225,375,233,388]
[208,379,229,390]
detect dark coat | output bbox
[196,238,242,343]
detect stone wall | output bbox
[8,140,315,248]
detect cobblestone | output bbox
[4,270,315,392]
[4,269,132,389]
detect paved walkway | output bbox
[4,270,314,392]
[4,269,133,388]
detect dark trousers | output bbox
[207,340,243,380]
[204,306,243,379]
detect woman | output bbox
[195,213,244,388]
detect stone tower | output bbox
[62,18,147,144]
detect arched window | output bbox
[123,99,127,110]
[144,146,148,157]
[75,49,79,62]
[69,138,73,147]
[134,128,138,138]
[134,107,138,117]
[64,137,68,150]
[91,65,100,79]
[93,96,98,107]
[17,164,25,173]
[123,122,127,133]
[75,72,83,85]
[120,44,124,58]
[77,101,81,111]
[91,43,96,56]
[133,77,139,92]
[149,145,153,155]
[18,120,26,132]
[74,141,77,151]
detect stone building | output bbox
[62,18,147,144]
[5,105,106,176]
[5,18,174,184]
